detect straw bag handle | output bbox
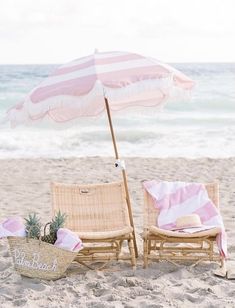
[43,222,51,237]
[26,222,51,244]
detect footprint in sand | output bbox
[13,298,27,307]
[185,293,202,303]
[20,277,47,292]
[0,261,11,271]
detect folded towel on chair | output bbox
[143,181,227,258]
[0,217,26,238]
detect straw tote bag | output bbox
[7,236,77,280]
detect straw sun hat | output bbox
[175,214,202,230]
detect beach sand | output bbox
[0,157,235,307]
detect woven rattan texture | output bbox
[51,181,130,233]
[8,237,77,280]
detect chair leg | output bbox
[114,240,121,260]
[143,238,149,268]
[209,240,213,261]
[128,238,136,270]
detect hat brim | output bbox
[171,223,203,231]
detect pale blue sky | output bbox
[0,0,235,64]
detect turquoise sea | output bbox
[0,63,234,158]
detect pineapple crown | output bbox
[49,210,67,233]
[24,213,42,238]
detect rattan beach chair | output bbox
[51,181,136,269]
[143,183,223,268]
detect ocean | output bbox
[0,63,235,158]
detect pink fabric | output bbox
[194,201,219,221]
[54,228,83,252]
[30,65,171,104]
[155,183,203,210]
[0,217,26,238]
[143,181,227,257]
[6,50,195,127]
[54,53,144,76]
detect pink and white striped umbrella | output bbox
[7,50,194,126]
[6,50,195,258]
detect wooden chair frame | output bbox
[143,183,223,268]
[51,181,136,269]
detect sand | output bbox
[0,157,235,308]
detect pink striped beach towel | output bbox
[143,181,227,257]
[54,228,83,252]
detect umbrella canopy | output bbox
[6,50,195,258]
[7,50,194,126]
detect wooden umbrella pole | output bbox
[104,98,138,258]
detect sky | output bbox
[0,0,235,64]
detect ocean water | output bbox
[0,63,234,158]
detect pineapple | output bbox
[24,213,42,239]
[42,211,67,244]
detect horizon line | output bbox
[1,61,235,66]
